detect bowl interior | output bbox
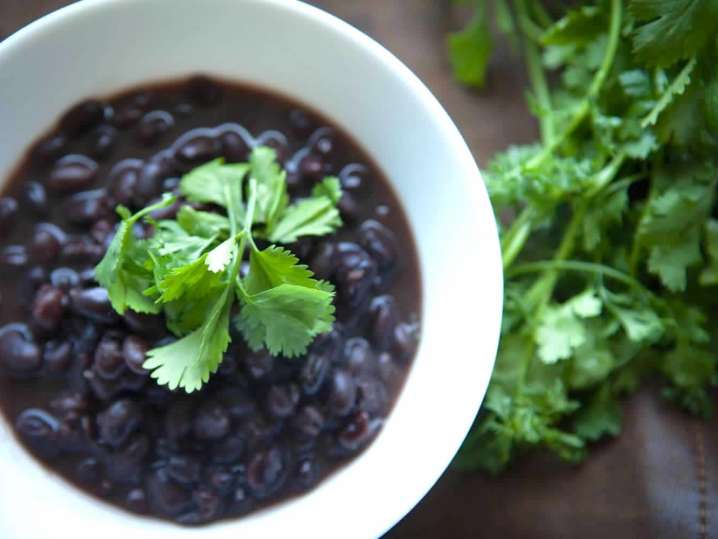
[0,1,502,537]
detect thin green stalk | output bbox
[508,260,649,293]
[501,206,535,269]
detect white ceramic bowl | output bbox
[0,1,502,537]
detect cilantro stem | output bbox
[528,1,552,29]
[508,260,650,293]
[515,0,554,145]
[501,206,534,269]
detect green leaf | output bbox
[180,158,248,214]
[311,176,343,204]
[268,196,342,244]
[144,289,232,392]
[177,206,229,238]
[541,6,604,46]
[447,4,492,88]
[236,284,335,357]
[631,0,718,67]
[154,253,223,303]
[535,289,602,364]
[700,219,718,286]
[574,385,622,441]
[641,58,696,127]
[249,147,288,228]
[94,195,175,314]
[244,245,331,294]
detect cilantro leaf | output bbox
[631,0,718,67]
[447,3,493,88]
[249,147,288,228]
[94,195,175,314]
[236,284,335,358]
[177,206,229,238]
[180,158,248,214]
[143,288,233,393]
[267,193,342,244]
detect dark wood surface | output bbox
[2,2,715,538]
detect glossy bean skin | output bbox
[0,76,421,526]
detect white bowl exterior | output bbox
[0,1,502,538]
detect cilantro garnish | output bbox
[95,147,343,392]
[448,0,718,473]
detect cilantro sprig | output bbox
[95,147,342,392]
[448,0,718,472]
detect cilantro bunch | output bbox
[449,0,718,472]
[95,147,342,393]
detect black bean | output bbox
[123,335,148,375]
[136,110,175,146]
[0,196,18,236]
[94,333,126,380]
[97,399,141,448]
[256,131,289,163]
[217,388,255,420]
[369,295,399,350]
[175,132,221,168]
[343,337,373,374]
[0,329,42,375]
[167,455,201,485]
[16,409,60,457]
[70,287,118,324]
[91,125,117,159]
[193,401,230,441]
[50,392,87,420]
[135,156,174,205]
[356,374,388,416]
[212,434,245,464]
[300,351,330,396]
[0,245,28,267]
[32,284,66,332]
[163,177,180,192]
[50,268,80,291]
[289,109,314,137]
[61,237,103,264]
[35,134,67,162]
[314,131,334,155]
[291,406,324,440]
[359,219,397,270]
[122,311,166,338]
[299,154,324,180]
[265,384,300,418]
[309,241,335,280]
[165,400,193,442]
[60,99,105,136]
[334,242,377,309]
[76,457,102,484]
[193,487,223,522]
[338,192,360,223]
[91,219,115,246]
[186,76,223,106]
[175,102,194,116]
[22,182,48,215]
[149,198,180,220]
[338,411,374,452]
[328,369,357,417]
[65,189,112,224]
[29,223,66,264]
[392,322,418,361]
[244,351,274,379]
[109,158,142,205]
[127,488,149,513]
[220,131,250,163]
[208,467,235,495]
[339,163,367,190]
[48,154,98,192]
[146,469,193,517]
[246,447,287,499]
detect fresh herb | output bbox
[448,0,718,472]
[95,147,342,393]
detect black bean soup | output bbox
[0,76,421,525]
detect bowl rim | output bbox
[0,0,503,537]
